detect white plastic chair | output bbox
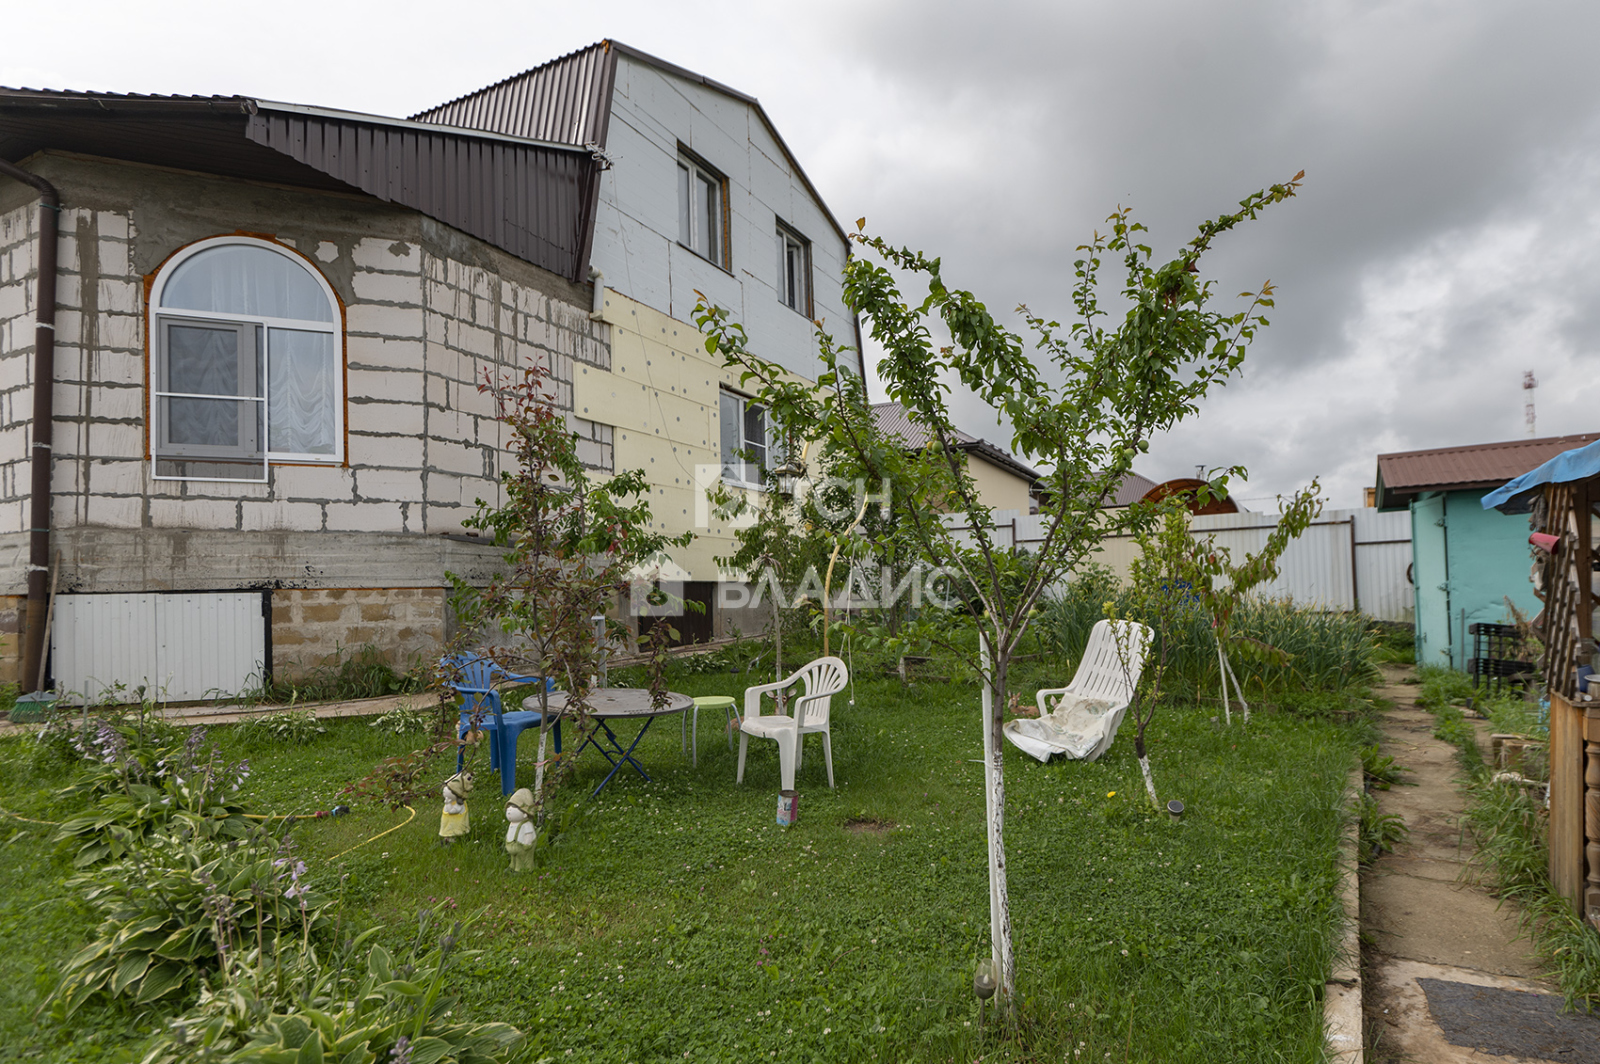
[736,656,847,790]
[1003,619,1154,762]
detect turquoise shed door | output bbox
[1412,494,1451,668]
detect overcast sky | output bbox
[9,0,1598,509]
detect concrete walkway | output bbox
[1362,664,1577,1062]
[0,691,428,735]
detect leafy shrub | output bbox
[138,914,522,1064]
[1369,622,1416,664]
[233,708,325,747]
[49,830,328,1016]
[367,701,439,736]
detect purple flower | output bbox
[389,1036,413,1064]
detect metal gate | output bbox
[53,591,268,704]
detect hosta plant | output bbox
[48,828,327,1016]
[139,914,522,1064]
[53,726,251,867]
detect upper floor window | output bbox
[678,152,727,268]
[777,223,811,316]
[149,237,342,482]
[719,389,769,488]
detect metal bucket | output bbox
[776,789,799,827]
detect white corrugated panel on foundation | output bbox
[53,592,267,704]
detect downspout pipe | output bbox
[0,159,60,693]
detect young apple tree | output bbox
[696,172,1303,1009]
[449,362,692,844]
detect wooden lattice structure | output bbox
[1531,477,1600,927]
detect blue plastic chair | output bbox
[445,654,560,795]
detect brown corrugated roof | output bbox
[411,42,617,150]
[1374,432,1600,510]
[870,403,1041,484]
[0,90,600,283]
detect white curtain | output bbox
[268,329,336,455]
[162,244,334,322]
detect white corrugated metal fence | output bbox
[945,507,1414,622]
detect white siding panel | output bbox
[53,591,266,703]
[55,593,160,703]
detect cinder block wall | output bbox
[0,154,609,682]
[270,588,446,678]
[0,594,23,687]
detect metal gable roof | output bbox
[1373,432,1600,510]
[410,41,617,149]
[0,89,600,282]
[409,40,851,247]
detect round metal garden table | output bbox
[542,688,693,796]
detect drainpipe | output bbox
[0,159,60,693]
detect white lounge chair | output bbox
[1003,619,1153,762]
[737,656,847,790]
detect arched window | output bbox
[149,237,342,481]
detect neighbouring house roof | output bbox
[1374,432,1600,511]
[1138,477,1239,515]
[410,40,850,246]
[869,403,1042,486]
[1108,471,1160,507]
[0,88,601,282]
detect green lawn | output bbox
[1,670,1359,1063]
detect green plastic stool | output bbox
[690,695,739,764]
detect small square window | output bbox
[776,223,811,316]
[677,153,727,268]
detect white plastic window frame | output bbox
[776,221,811,316]
[677,152,728,269]
[148,236,344,482]
[719,388,773,491]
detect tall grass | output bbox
[1414,665,1600,1008]
[246,643,427,706]
[1467,780,1600,1009]
[1037,566,1378,698]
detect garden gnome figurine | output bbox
[439,770,474,844]
[504,787,538,872]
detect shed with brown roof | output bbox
[1374,433,1600,511]
[1374,432,1598,673]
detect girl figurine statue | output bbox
[504,787,538,871]
[438,771,473,844]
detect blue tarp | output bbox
[1481,439,1600,511]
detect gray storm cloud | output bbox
[7,0,1599,506]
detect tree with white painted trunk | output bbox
[695,172,1302,1011]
